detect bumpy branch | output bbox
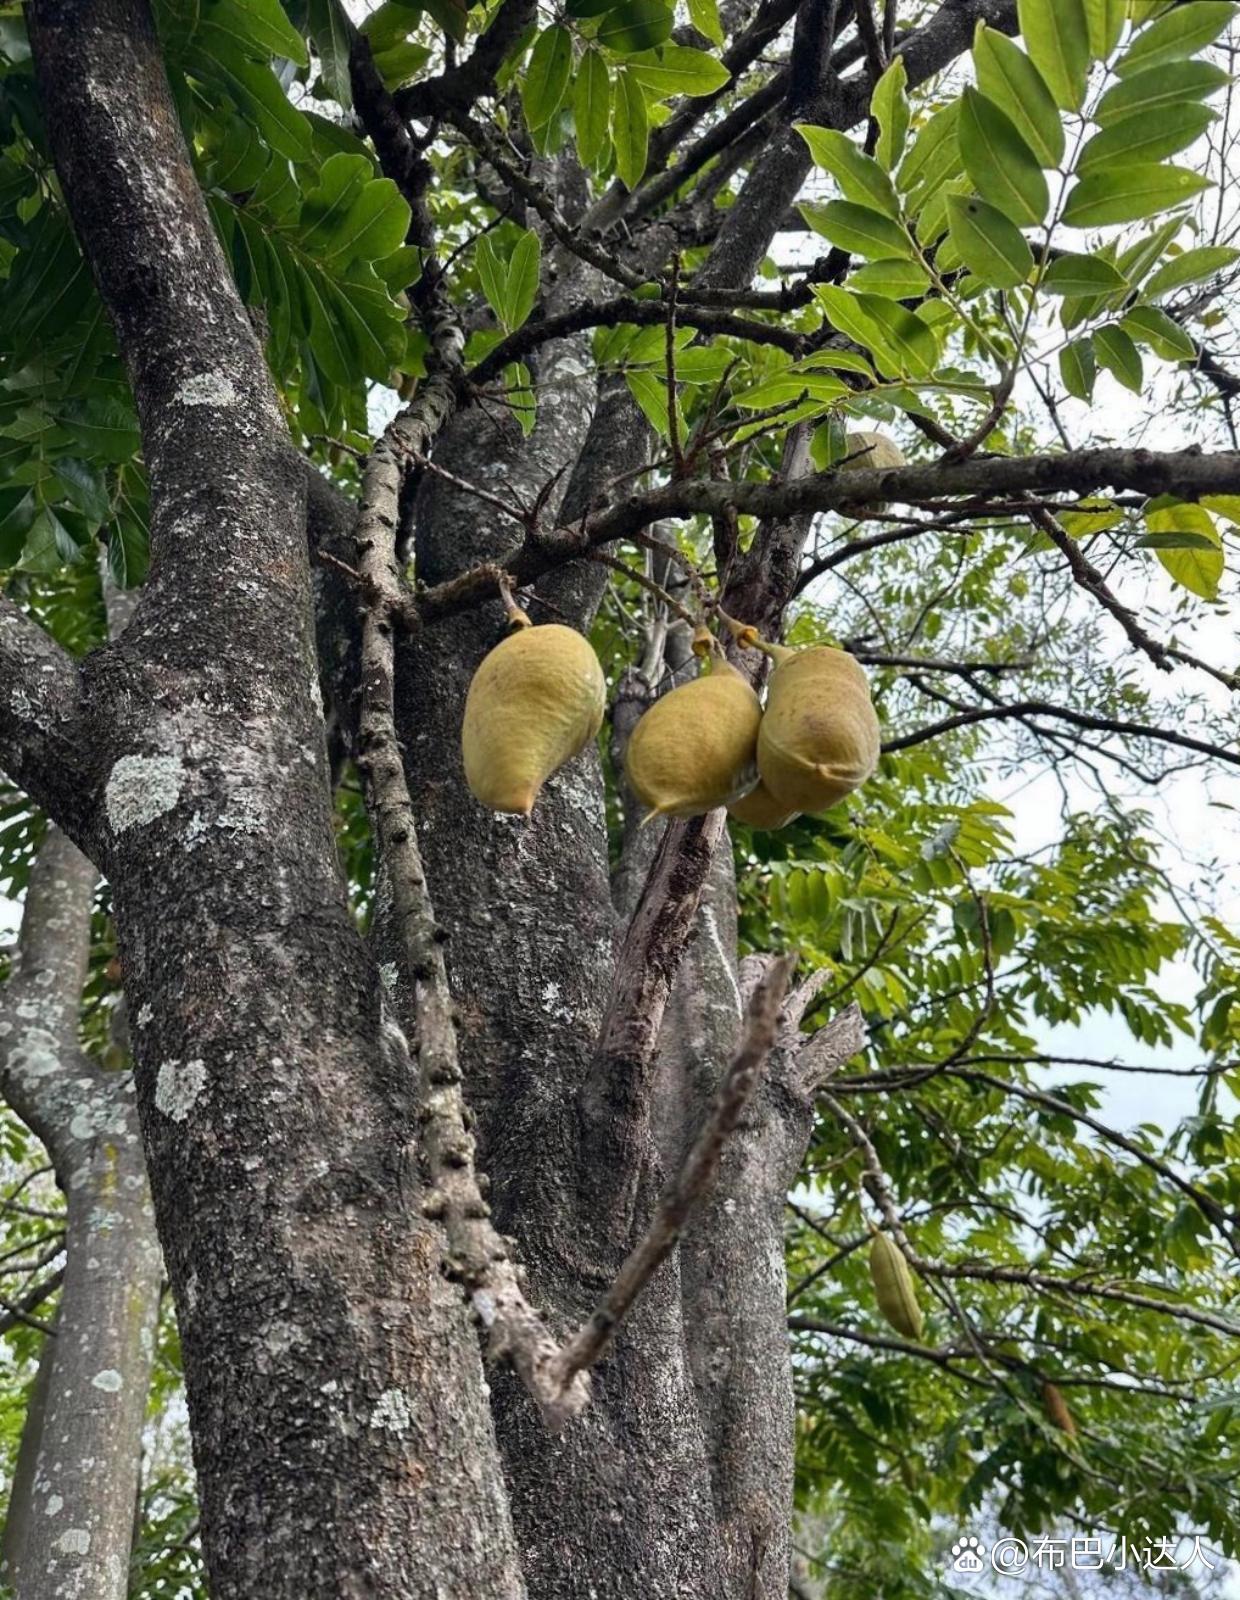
[351,383,590,1426]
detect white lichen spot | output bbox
[321,1378,340,1396]
[106,755,185,833]
[91,1370,123,1393]
[7,1026,61,1082]
[154,1058,207,1122]
[45,1495,63,1517]
[55,1528,91,1555]
[378,961,398,993]
[136,1004,153,1029]
[176,371,237,408]
[370,1388,413,1435]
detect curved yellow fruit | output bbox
[462,623,605,814]
[757,645,879,816]
[626,658,761,820]
[727,780,799,831]
[869,1232,923,1341]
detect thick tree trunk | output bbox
[26,3,523,1595]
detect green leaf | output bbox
[206,0,309,65]
[597,0,674,54]
[306,0,354,107]
[799,199,914,259]
[871,56,910,171]
[625,367,674,437]
[503,229,541,331]
[1144,501,1224,598]
[1134,530,1220,550]
[854,295,939,378]
[946,194,1033,289]
[612,67,650,188]
[897,103,961,199]
[108,516,150,589]
[574,48,612,167]
[1094,60,1230,125]
[1041,252,1128,295]
[1017,0,1090,110]
[523,25,573,129]
[958,88,1049,226]
[1142,244,1240,299]
[505,362,536,436]
[846,258,931,298]
[372,41,434,91]
[733,372,848,408]
[626,44,730,96]
[1077,102,1216,170]
[972,23,1065,168]
[1062,163,1211,227]
[1116,2,1235,76]
[1093,323,1143,390]
[1116,217,1189,289]
[303,155,411,265]
[1120,306,1196,361]
[475,234,507,324]
[1083,0,1126,58]
[687,0,724,46]
[794,125,901,218]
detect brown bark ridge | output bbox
[26,0,524,1594]
[0,829,161,1600]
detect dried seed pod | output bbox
[869,1231,923,1341]
[756,644,880,816]
[1040,1380,1077,1437]
[727,780,799,831]
[462,622,606,814]
[625,657,761,821]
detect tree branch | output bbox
[416,447,1240,625]
[0,596,92,835]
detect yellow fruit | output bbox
[626,658,761,820]
[841,429,906,473]
[839,430,906,512]
[869,1232,923,1341]
[462,622,605,814]
[757,645,880,815]
[727,780,799,831]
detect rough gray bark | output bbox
[25,1,524,1596]
[0,828,161,1600]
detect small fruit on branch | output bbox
[869,1231,924,1342]
[461,614,605,815]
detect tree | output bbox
[0,0,1238,1596]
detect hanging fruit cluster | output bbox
[460,601,880,829]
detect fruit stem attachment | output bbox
[495,571,531,630]
[716,609,793,663]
